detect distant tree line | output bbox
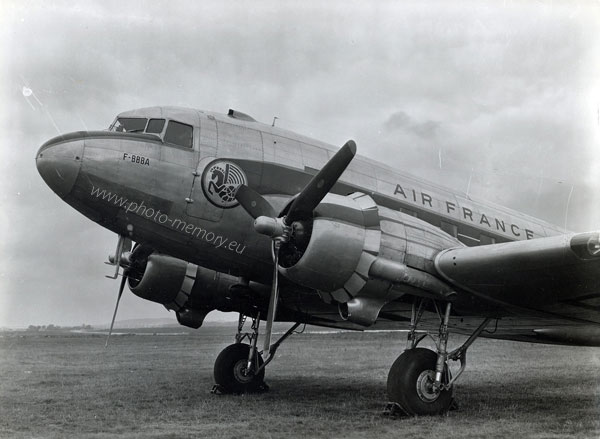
[27,324,93,331]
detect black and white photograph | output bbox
[1,1,599,438]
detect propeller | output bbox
[104,235,136,348]
[105,235,132,279]
[234,140,357,354]
[285,140,356,224]
[105,269,128,348]
[234,184,276,219]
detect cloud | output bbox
[1,1,599,326]
[383,110,441,139]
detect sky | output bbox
[0,0,599,327]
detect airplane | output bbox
[36,106,600,416]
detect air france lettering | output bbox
[393,184,534,239]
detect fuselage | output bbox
[36,106,565,286]
[34,106,600,343]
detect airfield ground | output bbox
[1,325,599,439]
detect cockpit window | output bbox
[146,119,165,134]
[164,120,193,148]
[110,117,147,132]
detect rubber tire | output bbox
[213,343,265,393]
[387,348,452,416]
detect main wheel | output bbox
[387,348,453,415]
[213,343,265,393]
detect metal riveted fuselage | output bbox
[36,106,571,323]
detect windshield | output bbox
[109,117,147,133]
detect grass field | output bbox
[1,325,599,439]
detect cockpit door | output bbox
[186,156,227,221]
[186,115,223,221]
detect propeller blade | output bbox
[105,271,128,348]
[263,246,281,354]
[235,184,276,219]
[285,140,357,223]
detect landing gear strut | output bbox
[213,312,300,394]
[386,299,491,416]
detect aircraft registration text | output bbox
[122,153,150,166]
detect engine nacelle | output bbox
[279,192,463,306]
[279,192,381,303]
[127,252,239,326]
[128,253,187,307]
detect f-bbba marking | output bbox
[122,153,150,166]
[393,183,534,239]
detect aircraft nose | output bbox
[36,135,84,198]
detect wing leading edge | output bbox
[434,231,600,325]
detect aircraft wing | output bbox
[433,231,600,323]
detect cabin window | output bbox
[440,221,458,238]
[110,117,147,132]
[146,119,165,134]
[479,234,496,245]
[164,120,193,148]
